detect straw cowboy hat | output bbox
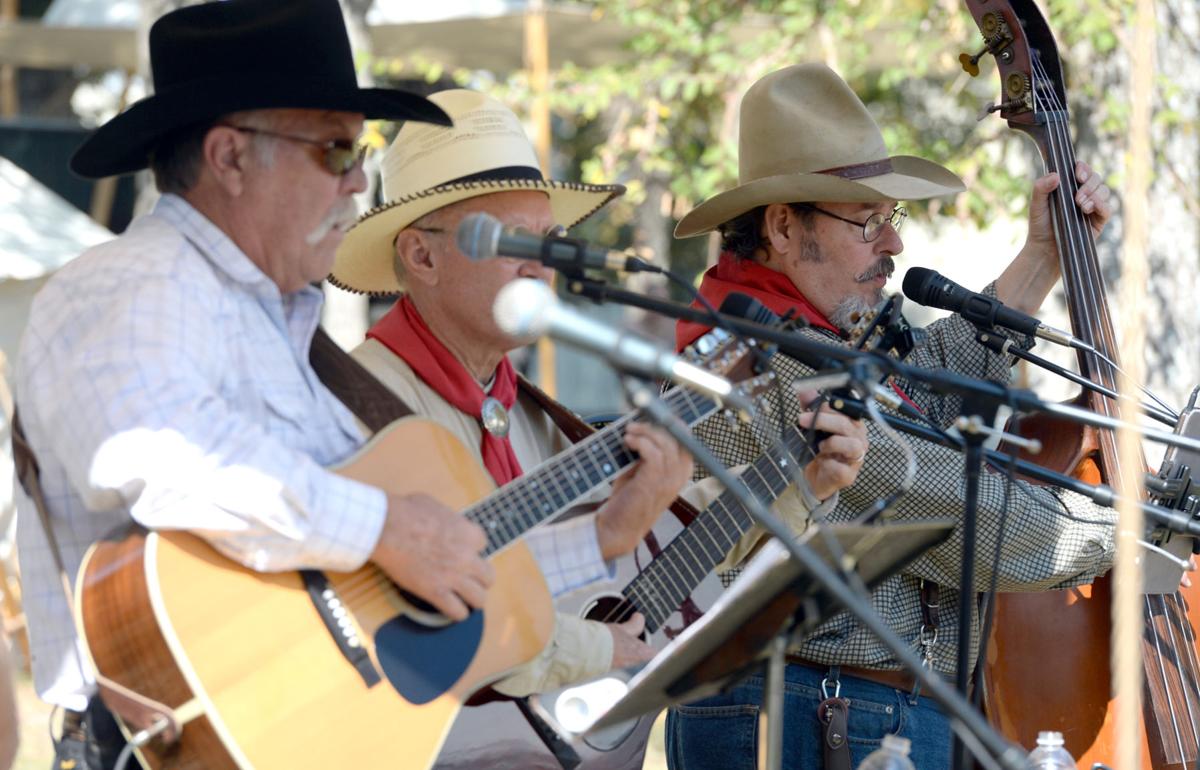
[70,0,450,179]
[675,63,965,238]
[330,89,624,296]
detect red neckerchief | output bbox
[676,251,920,411]
[368,295,523,485]
[675,252,839,350]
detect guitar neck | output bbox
[625,425,814,634]
[466,385,721,556]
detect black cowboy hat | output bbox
[70,0,452,179]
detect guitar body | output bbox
[76,417,555,770]
[556,508,726,648]
[433,510,727,769]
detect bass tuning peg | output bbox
[960,47,988,77]
[977,98,1027,122]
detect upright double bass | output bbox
[962,2,1200,768]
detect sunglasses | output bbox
[222,125,369,176]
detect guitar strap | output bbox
[309,325,415,430]
[10,411,186,744]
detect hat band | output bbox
[447,165,545,185]
[816,159,894,180]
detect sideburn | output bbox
[798,232,824,263]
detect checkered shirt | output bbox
[694,283,1116,676]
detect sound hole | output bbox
[583,595,641,635]
[399,588,440,615]
[578,595,650,752]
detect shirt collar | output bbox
[153,193,281,294]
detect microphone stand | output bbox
[974,331,1177,426]
[619,375,1029,770]
[561,276,1200,458]
[825,394,1200,537]
[561,274,847,368]
[951,394,995,770]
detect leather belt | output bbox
[787,656,917,694]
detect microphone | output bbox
[493,278,754,417]
[458,213,656,274]
[901,267,1093,352]
[717,293,843,372]
[719,292,784,328]
[719,292,930,427]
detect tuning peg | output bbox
[977,98,1026,121]
[960,48,987,77]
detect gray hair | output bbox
[149,109,277,195]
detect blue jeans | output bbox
[665,664,953,770]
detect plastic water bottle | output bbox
[856,734,916,770]
[1028,731,1076,769]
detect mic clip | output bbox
[953,415,1043,455]
[846,294,924,360]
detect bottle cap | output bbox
[1036,731,1065,747]
[881,734,912,755]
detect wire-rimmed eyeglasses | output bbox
[794,204,907,243]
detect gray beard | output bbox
[829,293,880,332]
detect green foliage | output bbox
[371,0,1179,275]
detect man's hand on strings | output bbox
[608,612,656,669]
[1026,160,1113,255]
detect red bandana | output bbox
[675,252,839,351]
[368,296,523,485]
[675,252,920,411]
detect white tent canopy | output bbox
[0,156,109,282]
[0,156,110,381]
[8,0,639,72]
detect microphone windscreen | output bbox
[493,278,555,338]
[719,292,781,326]
[901,266,938,305]
[456,212,503,260]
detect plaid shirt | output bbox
[694,284,1116,675]
[13,195,601,710]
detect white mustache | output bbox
[305,198,360,245]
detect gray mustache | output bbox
[856,256,895,283]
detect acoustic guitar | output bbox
[74,335,768,770]
[434,418,822,768]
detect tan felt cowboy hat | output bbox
[675,63,965,238]
[331,89,624,295]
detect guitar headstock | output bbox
[961,0,1067,147]
[684,327,778,413]
[845,293,924,361]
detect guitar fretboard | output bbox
[465,384,720,556]
[623,425,815,634]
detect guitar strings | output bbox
[1032,58,1175,420]
[469,385,713,551]
[594,426,811,629]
